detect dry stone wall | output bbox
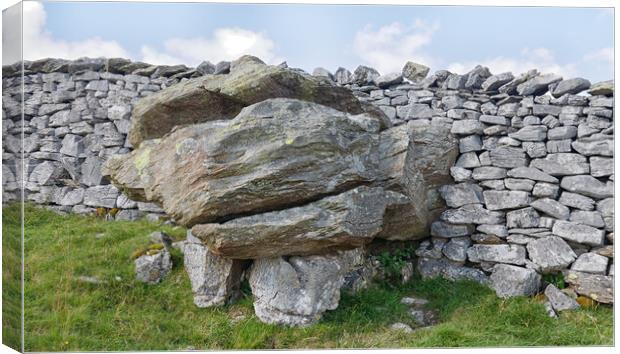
[1,58,614,305]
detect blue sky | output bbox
[3,1,614,81]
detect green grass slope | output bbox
[3,204,613,351]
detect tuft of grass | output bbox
[2,203,614,351]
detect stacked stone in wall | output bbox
[338,64,614,303]
[2,57,228,220]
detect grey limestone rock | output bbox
[551,78,590,97]
[353,65,380,85]
[531,198,570,220]
[559,192,595,211]
[516,73,562,96]
[402,61,430,81]
[490,264,541,298]
[563,270,613,304]
[571,252,609,275]
[430,221,474,238]
[552,220,605,246]
[508,125,548,141]
[182,233,246,307]
[526,236,576,273]
[506,167,558,183]
[438,183,483,208]
[560,175,613,199]
[417,257,488,284]
[467,244,526,265]
[440,204,505,225]
[135,249,172,284]
[544,284,580,312]
[249,249,363,326]
[506,207,540,228]
[481,72,514,92]
[483,190,531,211]
[530,153,590,176]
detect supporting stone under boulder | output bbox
[248,249,364,326]
[182,231,247,307]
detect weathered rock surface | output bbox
[563,270,613,304]
[128,57,371,146]
[560,175,613,199]
[490,264,541,298]
[191,187,389,259]
[182,232,246,307]
[552,220,606,246]
[249,249,363,326]
[467,244,526,265]
[571,252,609,275]
[134,249,172,284]
[104,99,382,227]
[544,284,580,311]
[526,236,576,273]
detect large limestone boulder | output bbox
[104,98,382,227]
[127,55,376,146]
[249,249,363,326]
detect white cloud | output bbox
[15,2,130,63]
[140,28,281,66]
[583,47,613,65]
[353,19,438,75]
[447,47,578,78]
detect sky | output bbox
[2,1,615,82]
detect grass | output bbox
[2,203,614,351]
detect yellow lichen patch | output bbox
[148,243,164,251]
[146,249,161,256]
[130,248,147,260]
[134,147,151,174]
[108,208,120,217]
[95,208,107,218]
[285,137,295,145]
[576,295,598,308]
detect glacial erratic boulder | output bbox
[104,98,382,227]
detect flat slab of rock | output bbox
[128,56,369,146]
[560,175,613,199]
[570,252,609,275]
[563,270,613,304]
[506,167,558,183]
[490,264,541,298]
[483,190,531,210]
[191,186,389,259]
[104,98,381,227]
[526,236,576,273]
[249,249,363,326]
[530,153,589,176]
[552,220,605,246]
[417,257,488,284]
[438,183,483,208]
[467,244,526,265]
[182,233,246,307]
[440,204,505,225]
[531,198,570,220]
